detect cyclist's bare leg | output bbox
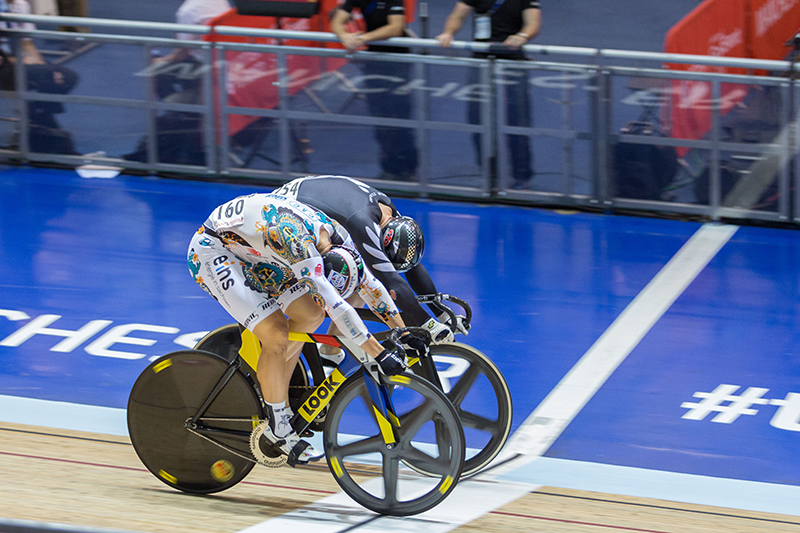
[250,295,325,462]
[252,313,291,404]
[284,293,325,387]
[251,294,324,403]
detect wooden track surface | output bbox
[2,422,799,533]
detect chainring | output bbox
[249,420,288,468]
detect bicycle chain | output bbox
[184,425,258,465]
[185,386,324,470]
[184,419,289,468]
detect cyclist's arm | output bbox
[369,249,454,343]
[292,255,386,359]
[404,263,438,300]
[376,269,432,326]
[357,266,404,329]
[405,262,455,321]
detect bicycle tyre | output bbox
[127,349,264,494]
[409,342,513,478]
[194,324,243,362]
[323,372,465,516]
[194,324,311,413]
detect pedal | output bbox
[287,440,323,467]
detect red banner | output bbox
[749,0,800,59]
[665,0,800,149]
[207,7,341,136]
[664,0,750,146]
[207,1,416,137]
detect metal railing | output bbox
[1,13,798,223]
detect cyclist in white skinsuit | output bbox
[187,193,410,465]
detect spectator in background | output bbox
[0,0,79,154]
[437,0,541,190]
[330,0,418,182]
[151,0,231,104]
[56,0,88,38]
[124,0,231,165]
[158,0,231,79]
[56,0,86,18]
[1,0,43,63]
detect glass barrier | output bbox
[608,67,790,220]
[216,46,491,193]
[0,17,798,223]
[495,61,595,198]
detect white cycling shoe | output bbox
[250,420,324,467]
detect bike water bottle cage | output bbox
[381,216,425,273]
[323,245,366,299]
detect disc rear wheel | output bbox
[127,350,263,493]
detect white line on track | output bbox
[237,223,739,532]
[237,478,535,533]
[484,222,739,477]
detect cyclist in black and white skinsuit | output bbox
[273,176,457,349]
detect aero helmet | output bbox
[381,216,425,273]
[323,246,366,299]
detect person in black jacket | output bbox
[438,0,542,190]
[330,0,418,181]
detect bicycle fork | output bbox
[365,373,402,447]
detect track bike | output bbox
[195,293,513,478]
[127,327,465,516]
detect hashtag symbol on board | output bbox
[681,384,770,424]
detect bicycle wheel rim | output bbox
[127,350,263,494]
[411,343,513,478]
[194,323,310,411]
[323,372,465,516]
[194,324,242,361]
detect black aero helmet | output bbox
[381,216,425,273]
[322,246,366,299]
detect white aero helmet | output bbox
[322,246,366,299]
